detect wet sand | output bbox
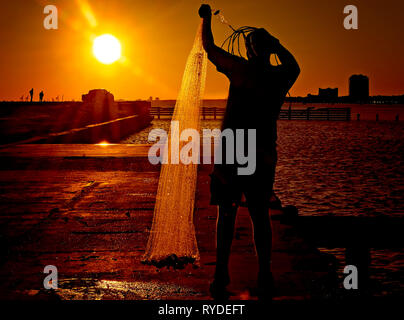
[0,144,336,300]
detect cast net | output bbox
[142,22,207,268]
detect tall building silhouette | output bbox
[349,75,369,102]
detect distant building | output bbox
[318,88,338,100]
[81,89,115,123]
[82,89,114,104]
[349,75,369,102]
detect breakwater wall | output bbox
[0,100,153,145]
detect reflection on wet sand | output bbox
[54,278,201,300]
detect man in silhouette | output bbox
[199,4,300,299]
[39,91,44,102]
[29,88,34,102]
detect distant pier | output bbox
[151,106,351,121]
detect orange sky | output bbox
[0,0,403,101]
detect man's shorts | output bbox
[209,150,277,208]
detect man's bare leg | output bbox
[210,203,238,298]
[247,202,274,298]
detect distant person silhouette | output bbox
[39,91,44,102]
[199,4,300,300]
[29,88,34,102]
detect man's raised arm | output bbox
[275,43,300,83]
[199,4,215,52]
[199,4,237,73]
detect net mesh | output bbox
[142,22,207,268]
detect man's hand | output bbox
[199,4,212,19]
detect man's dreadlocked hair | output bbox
[221,26,279,60]
[221,26,258,57]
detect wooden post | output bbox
[157,107,160,120]
[214,107,217,120]
[327,108,330,121]
[376,113,379,121]
[357,114,360,121]
[288,106,292,120]
[306,108,310,120]
[203,107,206,120]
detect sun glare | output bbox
[93,34,121,64]
[97,140,110,146]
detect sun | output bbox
[93,34,122,64]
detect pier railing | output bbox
[151,106,351,121]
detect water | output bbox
[275,120,404,217]
[124,119,404,295]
